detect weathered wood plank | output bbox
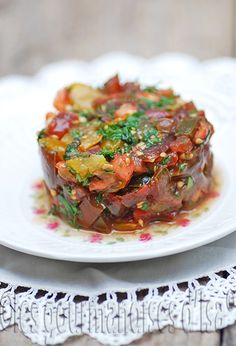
[233,0,236,56]
[222,323,236,346]
[0,0,234,76]
[129,329,220,346]
[0,326,221,346]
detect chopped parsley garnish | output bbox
[37,129,45,140]
[98,112,144,145]
[186,176,194,190]
[95,193,104,204]
[99,112,162,149]
[58,195,79,227]
[66,164,91,186]
[104,103,117,116]
[79,110,93,118]
[143,86,157,93]
[70,128,81,140]
[179,163,188,171]
[141,201,149,211]
[100,148,115,160]
[63,185,73,196]
[64,141,80,160]
[161,155,172,165]
[76,173,91,186]
[174,190,181,198]
[143,96,175,109]
[48,204,57,215]
[143,127,162,148]
[123,143,133,154]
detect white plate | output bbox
[0,53,236,263]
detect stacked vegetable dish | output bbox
[38,76,214,233]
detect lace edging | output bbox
[0,267,236,345]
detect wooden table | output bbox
[0,325,232,346]
[0,0,235,77]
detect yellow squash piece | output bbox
[66,155,112,178]
[69,83,103,111]
[79,132,103,151]
[61,133,74,145]
[101,139,123,151]
[38,137,67,160]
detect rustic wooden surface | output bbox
[0,0,235,76]
[0,0,236,344]
[0,326,222,346]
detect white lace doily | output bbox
[1,52,236,345]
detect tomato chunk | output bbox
[193,121,210,144]
[156,118,174,132]
[104,75,122,94]
[112,154,134,183]
[56,161,77,182]
[78,197,104,227]
[159,153,178,167]
[54,89,71,112]
[141,142,170,162]
[158,89,174,98]
[133,208,156,224]
[46,112,79,139]
[89,174,116,192]
[131,155,148,174]
[114,103,137,121]
[121,184,151,208]
[105,194,124,216]
[146,110,170,120]
[170,136,193,153]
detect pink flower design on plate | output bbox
[47,221,59,230]
[32,181,44,190]
[90,233,103,243]
[33,208,46,215]
[139,233,152,242]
